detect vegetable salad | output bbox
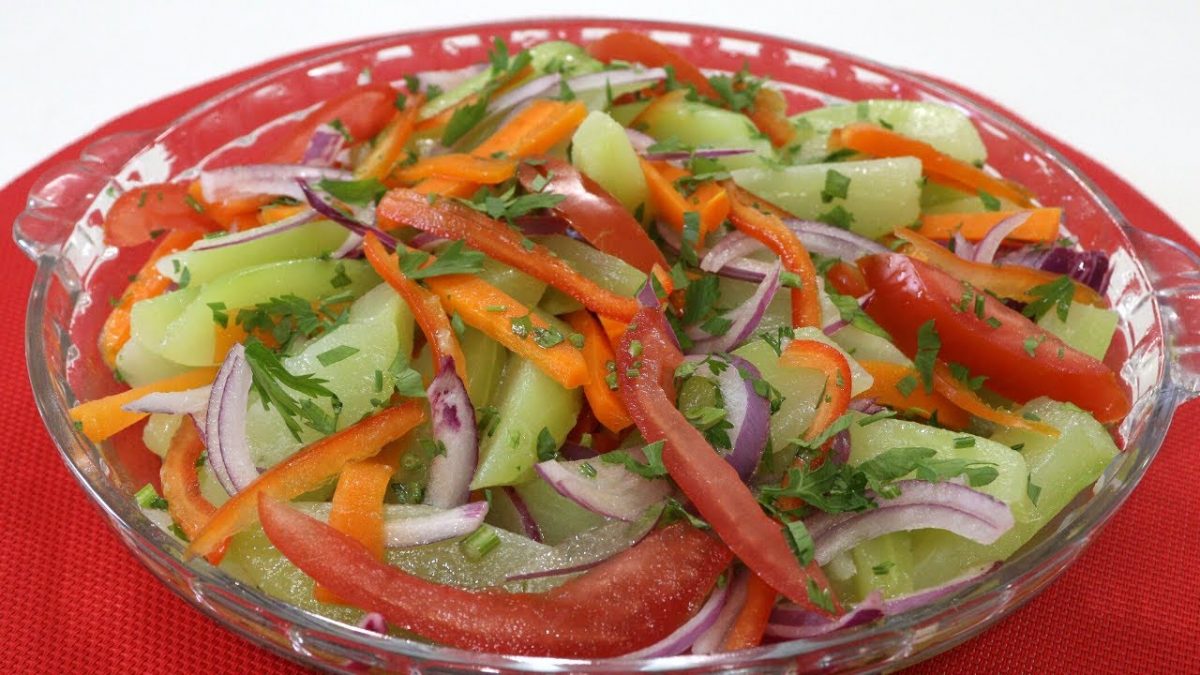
[73,31,1130,658]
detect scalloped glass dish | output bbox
[16,18,1200,673]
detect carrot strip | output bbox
[100,228,203,368]
[185,403,425,559]
[721,573,777,651]
[257,203,309,225]
[313,441,404,603]
[830,123,1034,207]
[69,368,219,443]
[354,94,424,181]
[598,316,628,347]
[933,362,1059,436]
[362,234,467,382]
[858,360,971,429]
[564,311,632,433]
[377,189,640,322]
[639,159,729,242]
[916,208,1061,243]
[186,181,272,229]
[425,274,588,390]
[390,154,516,186]
[414,100,587,199]
[724,183,822,328]
[747,87,796,148]
[160,416,226,564]
[893,228,1104,306]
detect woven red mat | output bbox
[2,34,1196,675]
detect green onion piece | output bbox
[459,524,501,562]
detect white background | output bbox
[3,1,1197,241]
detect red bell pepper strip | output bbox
[102,183,220,247]
[893,227,1104,306]
[587,31,717,99]
[376,188,640,321]
[721,572,777,651]
[268,83,398,163]
[724,182,823,329]
[825,260,870,297]
[185,403,425,559]
[859,253,1129,424]
[616,306,838,611]
[160,416,226,564]
[516,157,668,276]
[780,339,852,442]
[362,233,468,382]
[353,93,425,181]
[259,494,732,658]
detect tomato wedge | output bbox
[616,306,838,611]
[516,157,668,275]
[258,495,731,657]
[859,253,1130,424]
[269,83,398,163]
[102,183,219,247]
[586,31,717,99]
[377,188,640,321]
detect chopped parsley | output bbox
[782,519,815,566]
[397,240,485,279]
[1022,276,1074,322]
[134,484,168,510]
[316,177,388,206]
[820,169,851,203]
[1023,334,1046,357]
[827,289,890,339]
[600,440,669,478]
[913,320,941,393]
[817,204,855,230]
[243,338,342,440]
[535,427,558,461]
[316,345,359,367]
[947,362,987,391]
[977,190,1002,211]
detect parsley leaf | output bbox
[397,240,485,279]
[600,440,669,478]
[947,362,987,391]
[442,97,490,146]
[913,320,941,394]
[1022,276,1074,322]
[826,290,890,339]
[316,345,359,366]
[820,169,851,203]
[977,190,1002,211]
[243,339,342,440]
[782,519,815,566]
[316,178,388,206]
[817,204,856,229]
[681,274,721,326]
[535,427,559,461]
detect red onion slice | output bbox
[806,480,1015,566]
[535,458,672,522]
[972,212,1033,264]
[784,218,890,258]
[624,128,656,154]
[686,259,781,353]
[691,568,750,654]
[486,73,562,116]
[205,344,258,495]
[504,506,663,582]
[559,440,599,461]
[384,501,489,547]
[620,582,730,658]
[952,231,976,261]
[700,231,762,275]
[356,611,388,634]
[501,486,543,543]
[330,232,364,259]
[302,124,347,167]
[180,208,319,255]
[298,179,400,250]
[642,147,754,162]
[766,591,884,638]
[122,385,211,416]
[999,246,1112,294]
[198,164,350,203]
[422,357,477,509]
[682,355,770,482]
[567,67,667,93]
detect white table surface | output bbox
[3,1,1197,241]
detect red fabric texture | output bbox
[2,41,1196,675]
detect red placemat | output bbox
[2,37,1197,675]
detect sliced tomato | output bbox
[859,253,1130,424]
[258,495,730,657]
[516,157,668,275]
[586,31,717,99]
[102,183,219,247]
[268,83,397,163]
[825,260,870,297]
[616,306,838,611]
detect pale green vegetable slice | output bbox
[157,220,350,286]
[571,110,648,211]
[789,100,987,165]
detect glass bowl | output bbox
[16,18,1200,673]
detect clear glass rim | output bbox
[21,16,1177,672]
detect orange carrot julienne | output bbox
[186,181,272,229]
[362,233,467,382]
[858,359,971,430]
[640,159,729,242]
[598,315,628,348]
[185,403,425,559]
[354,94,425,181]
[725,183,822,328]
[313,441,404,603]
[160,416,226,565]
[99,228,203,369]
[721,573,777,651]
[69,367,219,443]
[747,87,796,148]
[564,311,632,433]
[424,273,588,390]
[415,100,587,199]
[916,208,1061,243]
[830,122,1034,207]
[933,362,1059,436]
[390,154,516,186]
